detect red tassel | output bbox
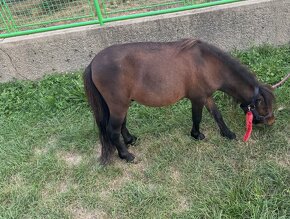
[243,111,253,142]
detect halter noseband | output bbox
[240,87,272,122]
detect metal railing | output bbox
[0,0,240,38]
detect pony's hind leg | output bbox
[108,115,135,162]
[205,97,236,139]
[121,116,137,145]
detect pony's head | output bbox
[240,73,290,126]
[240,85,275,126]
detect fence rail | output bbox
[0,0,240,38]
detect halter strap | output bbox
[240,86,259,110]
[251,87,260,106]
[240,86,271,122]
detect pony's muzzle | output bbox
[253,113,275,126]
[266,116,275,126]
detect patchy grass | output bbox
[0,44,290,218]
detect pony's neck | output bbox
[220,70,259,104]
[195,40,260,103]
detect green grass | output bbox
[0,44,290,219]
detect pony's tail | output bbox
[83,64,114,165]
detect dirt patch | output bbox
[169,167,190,213]
[68,204,108,219]
[41,180,78,199]
[287,136,290,146]
[170,166,181,183]
[34,147,49,156]
[177,195,190,212]
[9,174,25,188]
[34,136,58,156]
[274,152,290,168]
[98,145,148,199]
[57,151,82,166]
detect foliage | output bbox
[0,72,86,116]
[233,44,290,84]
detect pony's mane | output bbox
[184,39,275,106]
[177,39,201,52]
[197,40,259,87]
[177,39,257,87]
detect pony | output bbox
[83,39,275,164]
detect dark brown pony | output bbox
[83,39,275,165]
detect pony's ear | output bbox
[262,84,274,91]
[259,84,275,104]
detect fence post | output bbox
[93,0,104,25]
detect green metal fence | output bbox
[0,0,240,38]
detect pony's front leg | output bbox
[190,101,205,140]
[205,97,236,139]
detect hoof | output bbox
[221,131,236,140]
[191,132,205,140]
[119,152,135,162]
[125,135,137,145]
[128,156,140,164]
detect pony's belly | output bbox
[132,92,184,107]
